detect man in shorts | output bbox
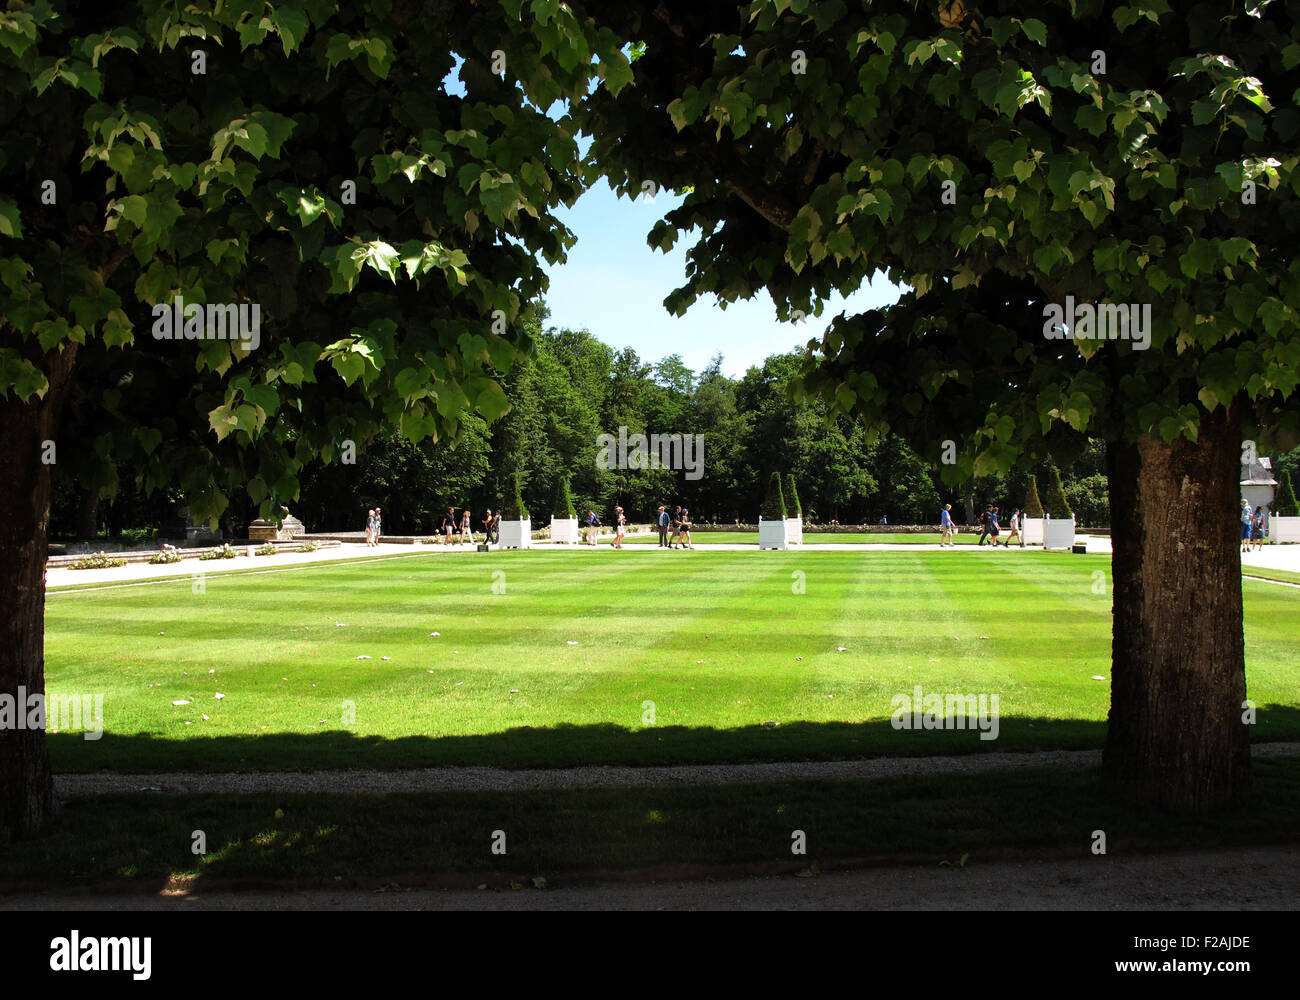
[940,504,954,547]
[612,506,626,548]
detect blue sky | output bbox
[441,60,902,380]
[539,180,903,380]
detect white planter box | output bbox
[498,518,531,549]
[759,518,788,550]
[1022,518,1046,545]
[549,517,579,544]
[1043,515,1076,551]
[1272,516,1300,542]
[785,516,802,545]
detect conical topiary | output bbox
[1043,465,1073,519]
[760,471,786,520]
[1275,470,1299,517]
[1024,475,1044,519]
[552,474,576,518]
[784,473,801,516]
[503,471,528,520]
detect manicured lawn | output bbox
[43,550,1300,772]
[1241,564,1300,586]
[9,759,1300,887]
[624,531,988,544]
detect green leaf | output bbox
[474,379,511,422]
[0,198,23,238]
[0,350,48,401]
[101,309,133,348]
[268,6,310,55]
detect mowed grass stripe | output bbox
[40,550,1300,773]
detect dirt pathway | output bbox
[4,844,1297,910]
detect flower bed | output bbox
[70,551,128,570]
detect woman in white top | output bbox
[1003,508,1022,548]
[460,509,471,544]
[612,507,626,548]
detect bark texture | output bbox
[0,346,73,843]
[1104,402,1252,813]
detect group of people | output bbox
[938,503,1024,548]
[655,506,695,549]
[364,507,382,546]
[1243,500,1267,552]
[439,506,501,545]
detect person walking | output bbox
[460,508,472,545]
[374,507,382,544]
[939,504,954,547]
[1241,499,1253,554]
[365,508,376,547]
[657,506,669,547]
[668,505,683,548]
[490,509,501,545]
[988,506,1001,546]
[586,509,600,546]
[1251,506,1265,552]
[679,509,695,549]
[1003,508,1022,548]
[440,507,456,544]
[612,507,627,548]
[483,509,497,546]
[977,505,993,545]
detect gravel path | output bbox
[5,845,1298,910]
[55,742,1300,797]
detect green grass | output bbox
[625,531,988,544]
[1241,565,1300,586]
[8,759,1300,887]
[42,550,1300,773]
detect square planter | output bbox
[1021,518,1046,545]
[549,517,579,544]
[1272,516,1300,542]
[785,516,803,545]
[498,518,531,549]
[759,518,788,550]
[1043,515,1076,551]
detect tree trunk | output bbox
[0,384,61,843]
[1104,402,1252,814]
[75,487,99,542]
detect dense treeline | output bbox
[50,319,1300,538]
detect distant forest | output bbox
[50,312,1300,538]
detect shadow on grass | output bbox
[47,704,1300,773]
[8,758,1300,891]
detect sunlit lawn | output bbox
[44,549,1300,772]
